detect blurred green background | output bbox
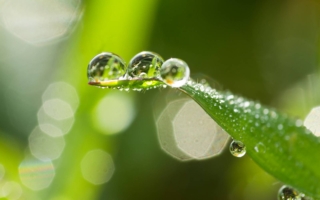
[0,0,319,199]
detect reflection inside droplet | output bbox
[278,185,301,200]
[229,140,246,157]
[127,51,164,78]
[88,52,127,82]
[80,149,115,185]
[19,156,55,191]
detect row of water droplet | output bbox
[87,51,190,88]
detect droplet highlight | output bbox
[278,185,301,200]
[127,51,164,78]
[88,52,126,82]
[229,140,246,157]
[160,58,190,88]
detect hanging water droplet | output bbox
[278,185,301,200]
[160,58,190,88]
[127,51,164,78]
[88,52,126,82]
[229,140,246,157]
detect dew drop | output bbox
[127,51,164,78]
[227,95,234,100]
[88,52,126,82]
[278,185,301,200]
[254,142,266,153]
[271,111,278,119]
[243,102,250,107]
[160,58,190,88]
[295,119,303,127]
[200,85,204,92]
[255,103,261,109]
[229,140,246,157]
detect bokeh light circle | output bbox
[19,156,55,191]
[80,149,115,185]
[92,92,136,135]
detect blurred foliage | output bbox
[0,0,319,199]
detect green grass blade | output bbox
[89,75,320,198]
[87,52,320,198]
[179,80,320,198]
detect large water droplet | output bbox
[278,185,301,200]
[229,140,246,157]
[88,52,126,82]
[127,51,164,78]
[160,58,190,88]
